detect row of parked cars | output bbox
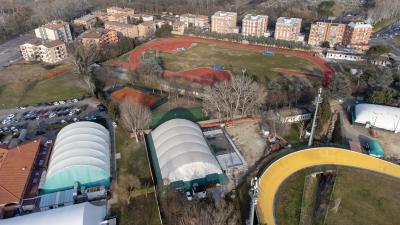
[22,106,84,121]
[0,124,25,134]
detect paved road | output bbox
[0,33,34,69]
[370,38,400,56]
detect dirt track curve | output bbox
[116,36,334,86]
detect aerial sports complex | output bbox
[255,147,400,225]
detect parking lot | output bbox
[0,97,109,147]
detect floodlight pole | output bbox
[248,177,259,225]
[308,88,323,147]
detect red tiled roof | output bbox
[0,140,40,206]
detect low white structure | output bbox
[353,104,400,133]
[326,50,364,61]
[148,119,225,191]
[0,202,107,225]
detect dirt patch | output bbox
[111,87,160,108]
[273,68,323,79]
[225,122,266,167]
[163,67,231,86]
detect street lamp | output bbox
[308,88,323,147]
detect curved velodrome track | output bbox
[256,147,400,225]
[118,36,334,86]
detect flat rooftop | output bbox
[277,17,302,25]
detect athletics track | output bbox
[256,147,400,225]
[116,36,334,86]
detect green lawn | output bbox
[159,43,322,83]
[276,166,400,225]
[0,72,86,109]
[113,126,161,225]
[150,106,206,129]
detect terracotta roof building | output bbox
[20,39,68,64]
[81,29,118,48]
[343,22,373,51]
[0,140,41,218]
[308,21,346,47]
[73,14,97,29]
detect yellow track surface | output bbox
[256,147,400,225]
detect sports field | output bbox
[276,166,400,225]
[160,43,322,83]
[111,87,160,108]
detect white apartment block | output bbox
[180,13,209,28]
[34,20,73,43]
[20,39,67,64]
[242,14,268,37]
[211,11,238,34]
[274,17,303,42]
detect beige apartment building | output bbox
[172,21,185,35]
[308,21,346,47]
[20,39,67,64]
[242,14,268,37]
[274,17,303,41]
[106,7,135,17]
[343,22,373,51]
[81,29,118,48]
[180,13,209,28]
[211,11,238,34]
[73,14,97,29]
[92,10,108,22]
[34,20,73,42]
[105,21,155,39]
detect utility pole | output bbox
[248,177,259,225]
[308,88,323,147]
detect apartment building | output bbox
[106,6,135,17]
[20,39,67,64]
[211,11,238,34]
[308,21,346,47]
[92,10,108,22]
[20,38,43,62]
[180,13,209,28]
[81,29,118,48]
[242,14,268,37]
[342,22,373,51]
[132,14,154,22]
[274,17,303,41]
[107,13,129,24]
[172,21,185,35]
[73,14,97,29]
[105,21,155,39]
[34,20,73,42]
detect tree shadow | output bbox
[152,107,198,128]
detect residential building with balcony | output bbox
[34,20,73,43]
[73,14,97,30]
[180,13,209,28]
[81,29,118,48]
[342,22,373,51]
[20,39,67,64]
[308,21,346,47]
[105,21,155,39]
[211,11,238,34]
[106,6,135,17]
[274,17,303,41]
[172,21,185,35]
[242,14,268,37]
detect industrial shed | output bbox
[0,202,107,225]
[352,104,400,133]
[147,119,225,191]
[42,122,111,193]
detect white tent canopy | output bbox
[354,104,400,133]
[0,202,106,225]
[151,119,222,184]
[47,122,111,178]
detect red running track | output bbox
[118,36,334,86]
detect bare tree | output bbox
[68,41,100,77]
[119,98,151,143]
[179,200,239,225]
[203,75,266,120]
[112,174,141,205]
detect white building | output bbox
[20,39,68,64]
[34,20,73,43]
[353,104,400,133]
[326,50,364,61]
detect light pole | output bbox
[308,88,323,147]
[248,177,259,225]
